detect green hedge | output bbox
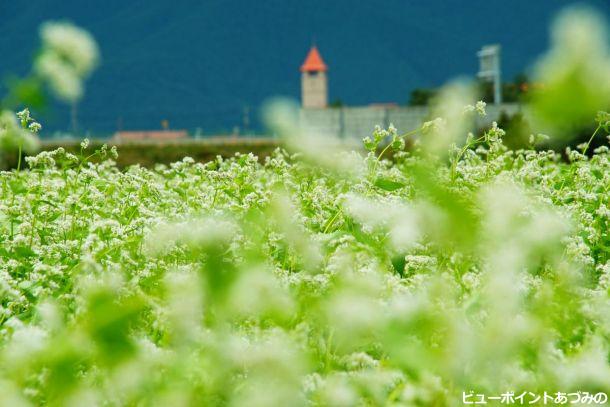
[4,138,282,169]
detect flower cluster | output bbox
[0,110,609,405]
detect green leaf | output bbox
[374,177,405,191]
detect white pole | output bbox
[494,46,502,105]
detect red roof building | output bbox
[300,46,328,73]
[300,46,329,108]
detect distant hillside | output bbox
[1,0,609,136]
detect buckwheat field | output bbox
[2,9,610,407]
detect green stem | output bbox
[375,143,393,166]
[323,208,342,234]
[581,124,602,156]
[450,135,486,180]
[557,124,602,194]
[77,152,99,172]
[373,127,422,172]
[16,143,22,172]
[323,329,334,373]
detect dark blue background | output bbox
[1,0,609,136]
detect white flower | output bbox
[36,22,99,102]
[40,22,99,76]
[28,122,42,133]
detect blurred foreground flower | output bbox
[529,7,610,137]
[263,98,365,178]
[0,110,40,153]
[35,22,99,102]
[422,81,477,156]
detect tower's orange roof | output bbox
[300,46,328,72]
